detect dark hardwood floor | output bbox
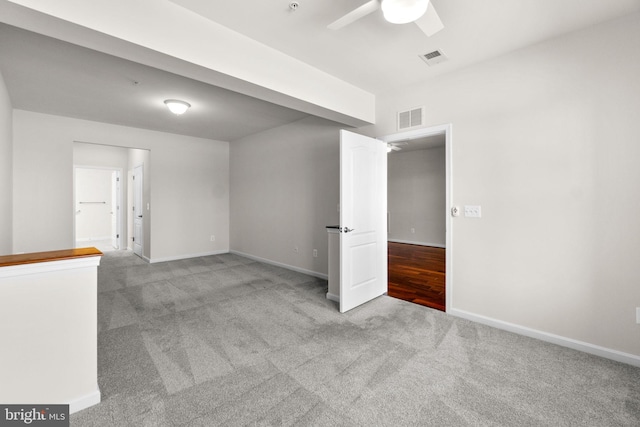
[388,242,446,311]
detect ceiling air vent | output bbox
[397,106,424,130]
[419,49,447,66]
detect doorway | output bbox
[382,124,452,312]
[74,166,123,252]
[73,142,151,259]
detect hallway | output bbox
[388,242,445,311]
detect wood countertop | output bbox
[0,247,103,268]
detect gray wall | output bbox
[388,146,445,247]
[229,12,640,359]
[12,110,229,261]
[4,11,639,361]
[0,71,12,255]
[364,14,640,357]
[230,116,341,277]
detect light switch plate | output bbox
[464,205,482,218]
[636,307,640,324]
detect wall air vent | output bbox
[397,106,424,130]
[419,49,447,66]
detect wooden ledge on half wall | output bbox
[0,247,103,268]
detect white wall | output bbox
[74,142,130,170]
[388,146,445,247]
[0,253,101,412]
[364,14,640,358]
[12,110,229,261]
[0,71,12,255]
[230,116,341,277]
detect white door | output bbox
[133,165,143,257]
[339,130,388,313]
[110,171,120,250]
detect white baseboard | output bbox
[326,292,340,302]
[230,250,328,280]
[149,250,229,264]
[388,239,445,248]
[68,386,100,414]
[449,308,640,368]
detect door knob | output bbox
[342,227,354,233]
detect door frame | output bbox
[110,170,122,249]
[380,123,453,312]
[73,165,124,251]
[132,164,144,258]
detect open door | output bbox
[110,171,121,250]
[132,165,143,257]
[339,130,388,313]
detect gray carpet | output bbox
[71,251,640,426]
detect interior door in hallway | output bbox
[110,171,121,250]
[132,165,143,257]
[339,130,388,313]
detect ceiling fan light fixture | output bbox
[381,0,429,24]
[164,99,191,115]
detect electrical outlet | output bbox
[313,249,318,258]
[411,228,415,234]
[210,235,215,242]
[464,205,482,218]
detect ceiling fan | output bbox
[328,0,444,37]
[387,141,408,152]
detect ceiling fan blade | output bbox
[328,0,380,30]
[414,2,444,37]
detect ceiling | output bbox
[0,24,309,142]
[170,0,640,94]
[1,0,639,141]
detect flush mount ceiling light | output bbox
[381,0,429,24]
[164,99,191,115]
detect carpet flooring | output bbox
[71,250,640,426]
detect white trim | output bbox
[381,123,453,313]
[449,308,640,368]
[388,239,445,248]
[326,292,340,302]
[149,250,229,263]
[381,123,451,144]
[68,385,101,414]
[0,255,102,279]
[230,250,328,280]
